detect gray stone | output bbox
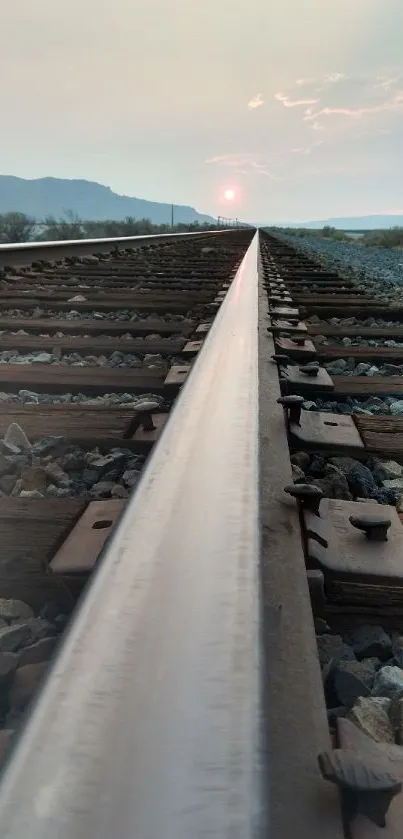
[3,423,31,452]
[34,352,53,363]
[31,437,65,457]
[313,471,352,501]
[372,665,403,698]
[347,696,394,743]
[122,469,141,488]
[366,366,380,376]
[0,474,17,495]
[290,451,310,471]
[0,599,34,623]
[292,464,305,482]
[0,454,15,478]
[329,456,360,476]
[44,461,70,486]
[19,489,45,499]
[383,478,403,491]
[342,337,352,347]
[11,618,56,644]
[111,484,129,499]
[325,359,348,375]
[0,625,31,653]
[390,400,403,416]
[317,634,343,667]
[90,480,115,498]
[351,625,392,661]
[355,362,372,375]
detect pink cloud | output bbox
[275,92,319,108]
[247,93,264,109]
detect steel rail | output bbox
[0,228,246,268]
[0,232,266,838]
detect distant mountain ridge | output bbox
[271,215,403,231]
[0,176,215,225]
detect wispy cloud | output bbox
[205,152,282,179]
[296,77,315,86]
[374,76,399,91]
[304,91,403,124]
[247,93,264,109]
[274,92,319,108]
[324,72,345,84]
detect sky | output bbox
[1,0,403,223]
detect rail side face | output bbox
[0,234,265,837]
[0,228,249,267]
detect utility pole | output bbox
[171,204,174,228]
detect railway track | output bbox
[1,227,403,838]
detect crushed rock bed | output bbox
[324,359,403,377]
[303,396,403,416]
[1,308,192,321]
[0,390,165,406]
[0,329,186,343]
[0,597,70,759]
[0,350,172,369]
[291,452,403,506]
[0,424,145,500]
[276,233,403,292]
[317,621,403,745]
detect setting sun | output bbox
[224,189,235,201]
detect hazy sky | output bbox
[1,0,403,222]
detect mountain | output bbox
[270,215,403,231]
[0,176,215,225]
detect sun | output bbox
[224,188,236,201]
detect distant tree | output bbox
[36,211,83,241]
[0,212,35,243]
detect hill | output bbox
[0,176,214,225]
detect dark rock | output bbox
[0,475,17,495]
[333,665,371,707]
[54,614,68,630]
[313,472,352,501]
[0,455,14,478]
[61,449,87,472]
[351,625,392,661]
[347,463,377,498]
[8,662,48,711]
[327,706,348,725]
[392,635,403,668]
[12,618,57,645]
[341,643,356,661]
[0,625,31,653]
[329,456,360,475]
[40,601,61,622]
[31,437,66,457]
[290,451,311,471]
[315,618,330,635]
[307,455,326,478]
[317,634,343,667]
[0,599,33,623]
[369,487,398,505]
